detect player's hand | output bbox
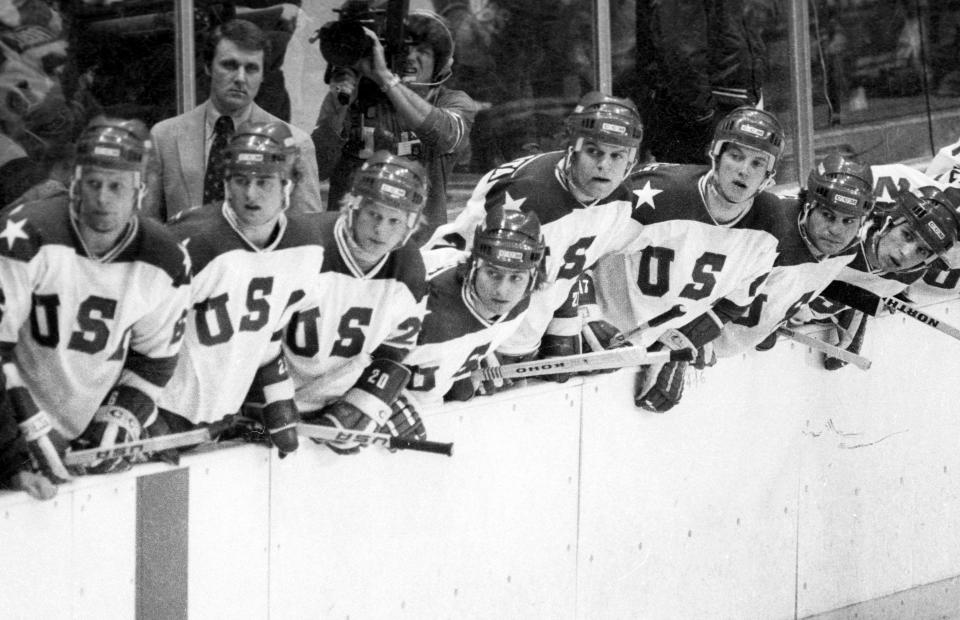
[261,400,299,457]
[580,319,630,376]
[308,400,376,455]
[635,344,688,413]
[71,405,145,474]
[538,333,581,383]
[357,26,389,80]
[9,470,57,501]
[693,342,717,370]
[18,410,73,484]
[380,392,426,444]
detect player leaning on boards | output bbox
[0,117,192,500]
[589,106,787,413]
[797,185,960,368]
[425,91,647,368]
[404,205,547,408]
[156,121,327,457]
[713,153,876,356]
[282,151,429,454]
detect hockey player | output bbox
[157,121,327,456]
[285,151,429,453]
[424,91,646,364]
[713,153,875,356]
[404,205,546,409]
[799,185,960,368]
[0,117,191,500]
[589,106,788,412]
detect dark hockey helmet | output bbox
[350,151,429,224]
[894,186,960,264]
[76,116,151,174]
[806,153,875,217]
[223,121,296,179]
[710,106,785,169]
[565,91,644,152]
[472,204,546,272]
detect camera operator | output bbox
[311,8,478,244]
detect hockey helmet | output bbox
[565,91,644,155]
[472,204,546,274]
[223,121,297,179]
[75,116,151,174]
[710,107,784,170]
[806,153,875,217]
[894,186,960,264]
[349,150,428,225]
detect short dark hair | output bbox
[203,19,271,68]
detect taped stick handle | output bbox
[622,304,687,341]
[390,437,454,456]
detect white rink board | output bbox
[0,300,960,618]
[269,380,582,620]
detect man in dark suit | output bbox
[147,18,322,221]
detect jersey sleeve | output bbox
[372,292,427,363]
[121,257,192,403]
[0,242,43,421]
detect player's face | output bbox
[569,141,633,201]
[77,166,138,234]
[805,205,861,256]
[208,39,264,114]
[226,172,285,228]
[472,259,532,317]
[402,42,435,84]
[352,202,411,259]
[875,221,935,271]
[714,143,773,203]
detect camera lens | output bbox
[319,21,373,67]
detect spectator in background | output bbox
[311,8,477,244]
[631,0,766,165]
[148,18,322,221]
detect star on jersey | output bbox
[632,181,663,210]
[500,191,527,211]
[0,218,29,250]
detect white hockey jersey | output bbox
[714,201,857,356]
[159,206,326,424]
[591,164,784,347]
[0,197,191,438]
[425,151,646,356]
[403,251,531,410]
[284,213,427,412]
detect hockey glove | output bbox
[309,359,411,455]
[261,400,300,457]
[71,386,157,475]
[380,392,426,444]
[823,308,867,371]
[635,311,723,413]
[537,333,580,383]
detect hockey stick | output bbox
[621,304,688,341]
[880,296,960,342]
[63,427,215,466]
[297,423,453,456]
[777,326,872,370]
[472,347,695,382]
[820,280,960,342]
